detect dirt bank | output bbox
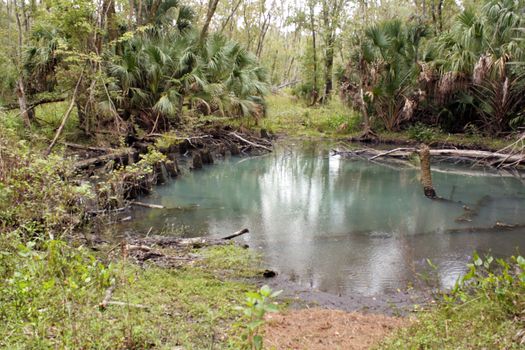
[264,308,409,350]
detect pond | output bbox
[119,142,525,296]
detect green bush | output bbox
[406,123,438,143]
[0,136,95,238]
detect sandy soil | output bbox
[263,308,409,350]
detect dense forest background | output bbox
[1,0,524,139]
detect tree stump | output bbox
[192,152,203,169]
[419,144,436,199]
[200,148,214,164]
[230,143,240,156]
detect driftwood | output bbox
[122,228,249,267]
[447,222,525,234]
[130,201,165,209]
[334,147,525,168]
[130,228,249,249]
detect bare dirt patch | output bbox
[263,308,409,350]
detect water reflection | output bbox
[120,142,525,296]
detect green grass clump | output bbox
[380,254,525,349]
[262,94,360,137]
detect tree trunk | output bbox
[220,0,243,33]
[16,78,33,128]
[321,36,334,103]
[200,0,220,43]
[106,0,118,42]
[419,144,437,199]
[309,2,318,105]
[437,0,443,32]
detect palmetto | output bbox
[107,3,268,131]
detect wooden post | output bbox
[419,144,436,199]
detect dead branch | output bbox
[220,228,250,240]
[99,284,116,310]
[45,74,84,156]
[104,301,149,309]
[229,132,273,152]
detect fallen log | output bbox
[75,149,133,170]
[131,228,249,249]
[334,147,525,168]
[130,201,165,209]
[64,142,114,153]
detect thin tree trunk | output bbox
[13,0,33,126]
[45,74,84,155]
[309,3,318,105]
[106,0,117,42]
[255,12,271,58]
[200,0,220,43]
[128,0,134,27]
[16,78,32,128]
[437,0,443,32]
[220,0,242,33]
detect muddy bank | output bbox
[67,126,274,220]
[264,273,434,317]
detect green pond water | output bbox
[120,142,525,296]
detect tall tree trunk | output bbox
[13,0,33,126]
[255,12,271,58]
[200,0,220,43]
[309,2,318,105]
[437,0,443,32]
[106,0,117,42]
[321,36,334,103]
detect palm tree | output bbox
[343,19,426,132]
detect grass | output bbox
[0,238,262,349]
[379,297,522,349]
[379,255,525,349]
[259,94,514,150]
[261,94,361,138]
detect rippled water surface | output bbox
[120,142,525,296]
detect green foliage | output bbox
[0,235,113,348]
[237,285,282,350]
[263,94,360,137]
[0,232,260,349]
[380,254,525,349]
[0,133,94,238]
[406,123,439,143]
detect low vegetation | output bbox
[0,231,262,348]
[380,254,525,349]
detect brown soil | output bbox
[263,308,409,350]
